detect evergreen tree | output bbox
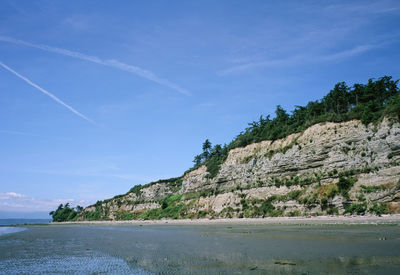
[190,76,399,178]
[202,139,212,160]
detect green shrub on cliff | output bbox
[50,203,83,222]
[360,184,389,193]
[192,76,399,179]
[369,203,388,215]
[139,194,186,220]
[337,176,356,198]
[115,210,135,220]
[230,76,399,149]
[345,203,367,215]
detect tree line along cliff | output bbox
[51,76,400,221]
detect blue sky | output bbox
[1,0,399,218]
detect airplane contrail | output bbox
[0,61,96,125]
[0,36,190,95]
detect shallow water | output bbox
[0,223,399,274]
[0,227,26,236]
[0,218,50,226]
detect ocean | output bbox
[0,223,399,274]
[0,219,51,226]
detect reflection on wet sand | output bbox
[0,224,399,274]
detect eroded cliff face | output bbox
[79,118,400,220]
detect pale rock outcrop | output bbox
[80,118,400,220]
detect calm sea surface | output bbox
[0,219,50,226]
[0,223,399,274]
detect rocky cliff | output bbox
[79,117,400,220]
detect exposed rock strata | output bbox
[79,118,400,220]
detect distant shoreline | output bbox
[51,214,400,226]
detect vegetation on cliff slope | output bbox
[50,203,83,222]
[193,76,399,178]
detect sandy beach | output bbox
[52,214,400,226]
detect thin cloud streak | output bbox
[324,1,400,15]
[0,61,96,125]
[219,44,377,75]
[319,44,376,61]
[0,36,190,95]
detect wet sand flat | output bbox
[1,219,400,274]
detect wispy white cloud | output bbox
[219,55,304,75]
[319,44,376,62]
[4,192,25,198]
[0,36,190,95]
[0,61,96,125]
[219,44,377,75]
[0,191,75,212]
[216,1,399,76]
[324,1,400,15]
